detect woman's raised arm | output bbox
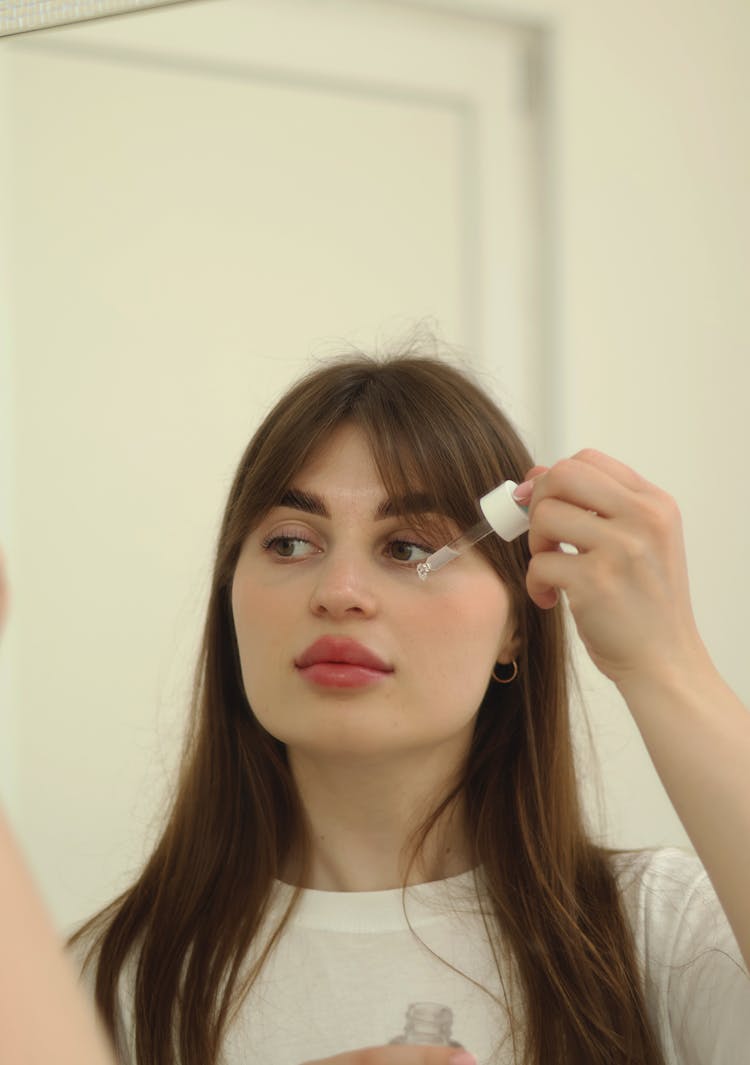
[0,549,116,1065]
[519,450,750,974]
[0,809,116,1065]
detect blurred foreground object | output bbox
[0,809,115,1065]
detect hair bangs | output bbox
[345,368,531,593]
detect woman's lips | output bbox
[299,662,390,689]
[295,636,393,689]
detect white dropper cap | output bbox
[479,480,530,541]
[416,479,531,581]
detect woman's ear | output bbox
[496,623,521,665]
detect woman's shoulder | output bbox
[608,844,708,898]
[606,845,747,994]
[607,845,722,950]
[605,848,750,1062]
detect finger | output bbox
[526,456,633,523]
[528,497,603,557]
[569,448,650,493]
[512,465,548,506]
[301,1047,474,1065]
[526,548,580,610]
[520,463,549,483]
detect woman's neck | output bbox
[280,747,473,892]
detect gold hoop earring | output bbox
[492,660,518,684]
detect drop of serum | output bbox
[417,480,529,581]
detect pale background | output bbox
[0,0,748,932]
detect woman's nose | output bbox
[309,549,379,619]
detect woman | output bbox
[12,352,750,1064]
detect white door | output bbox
[0,0,543,927]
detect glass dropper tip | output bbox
[417,481,529,582]
[416,560,431,582]
[416,519,492,582]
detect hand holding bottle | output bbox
[301,1047,476,1065]
[302,1047,470,1065]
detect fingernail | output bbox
[448,1053,477,1065]
[513,479,534,504]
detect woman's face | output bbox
[231,423,518,763]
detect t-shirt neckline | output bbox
[268,866,484,933]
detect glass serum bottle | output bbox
[389,1002,464,1047]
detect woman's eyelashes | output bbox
[260,526,320,560]
[384,539,434,564]
[259,526,435,566]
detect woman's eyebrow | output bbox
[277,489,439,520]
[278,489,328,517]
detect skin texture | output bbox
[231,424,518,892]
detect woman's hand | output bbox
[517,451,750,976]
[0,808,116,1065]
[301,1047,474,1065]
[517,449,711,691]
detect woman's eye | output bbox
[261,535,318,560]
[387,540,433,564]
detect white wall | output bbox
[2,0,749,920]
[0,53,18,810]
[481,0,750,845]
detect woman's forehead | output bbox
[292,422,430,499]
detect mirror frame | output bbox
[1,0,197,37]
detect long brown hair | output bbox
[70,350,666,1065]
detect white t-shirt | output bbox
[102,847,749,1064]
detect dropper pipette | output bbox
[416,480,529,581]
